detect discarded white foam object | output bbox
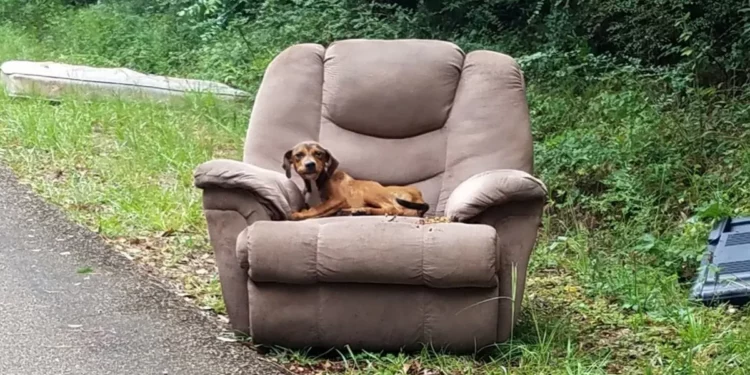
[0,60,251,102]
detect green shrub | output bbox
[150,0,750,87]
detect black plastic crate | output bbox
[691,217,750,306]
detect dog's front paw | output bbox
[290,211,306,221]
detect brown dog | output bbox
[282,141,430,220]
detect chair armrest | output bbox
[445,169,548,222]
[194,159,305,220]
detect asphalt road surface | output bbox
[0,166,285,375]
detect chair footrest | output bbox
[238,216,498,288]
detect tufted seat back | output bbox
[243,39,532,215]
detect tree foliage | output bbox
[152,0,750,87]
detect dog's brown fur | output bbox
[282,141,430,221]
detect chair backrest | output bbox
[244,39,533,216]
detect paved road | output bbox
[0,166,285,375]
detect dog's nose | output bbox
[304,161,316,171]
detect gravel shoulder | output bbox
[0,165,286,375]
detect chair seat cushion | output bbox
[238,216,498,288]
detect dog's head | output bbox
[282,141,339,182]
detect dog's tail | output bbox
[395,198,430,215]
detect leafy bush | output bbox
[0,0,68,34]
[150,0,750,87]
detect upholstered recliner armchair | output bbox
[194,39,547,353]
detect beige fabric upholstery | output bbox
[242,39,537,213]
[194,159,304,220]
[194,38,547,353]
[321,40,463,139]
[241,217,498,288]
[202,190,274,334]
[248,283,498,353]
[446,169,548,222]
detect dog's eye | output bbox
[295,152,304,159]
[313,151,323,158]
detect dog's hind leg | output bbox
[291,198,347,220]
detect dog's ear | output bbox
[322,147,339,176]
[282,149,293,179]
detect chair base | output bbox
[248,281,501,354]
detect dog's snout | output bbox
[304,161,316,171]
